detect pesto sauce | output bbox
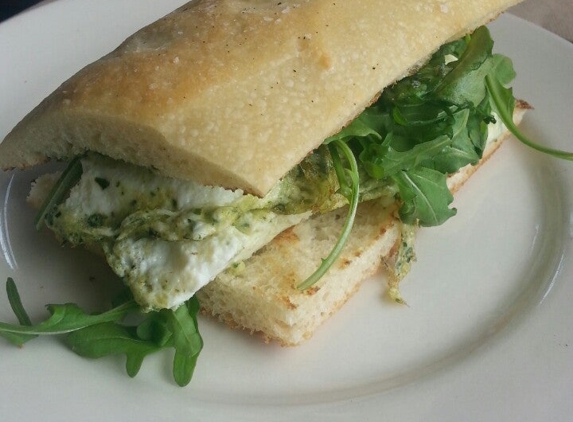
[41,150,396,309]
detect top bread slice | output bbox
[0,0,522,196]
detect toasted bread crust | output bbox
[197,200,401,346]
[1,0,522,195]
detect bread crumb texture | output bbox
[197,199,400,346]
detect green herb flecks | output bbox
[34,157,83,230]
[387,223,417,304]
[94,177,110,190]
[0,278,203,386]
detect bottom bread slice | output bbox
[197,106,528,346]
[197,198,401,346]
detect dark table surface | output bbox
[0,0,43,22]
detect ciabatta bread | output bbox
[1,0,522,196]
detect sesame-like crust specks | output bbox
[1,0,522,195]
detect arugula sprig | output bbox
[486,74,573,161]
[297,141,360,290]
[34,156,83,231]
[0,278,203,386]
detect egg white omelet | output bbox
[37,154,312,310]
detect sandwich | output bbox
[0,0,540,385]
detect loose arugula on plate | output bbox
[1,278,202,386]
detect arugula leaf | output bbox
[164,298,203,387]
[34,156,83,230]
[297,140,360,290]
[1,278,36,346]
[490,53,516,85]
[6,278,33,327]
[67,323,161,378]
[425,112,477,171]
[393,167,456,227]
[486,74,573,161]
[434,26,494,107]
[0,301,138,336]
[136,312,173,346]
[360,133,452,179]
[327,112,382,143]
[0,278,203,386]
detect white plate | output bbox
[1,2,572,421]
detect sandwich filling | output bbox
[35,26,519,310]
